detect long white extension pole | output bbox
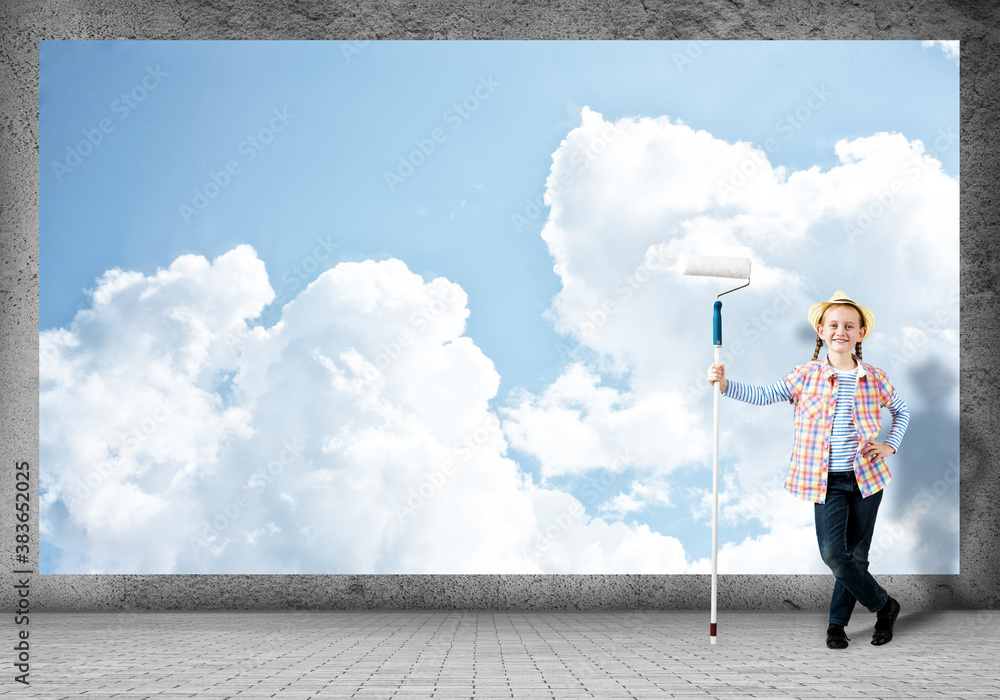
[677,255,751,646]
[711,300,722,645]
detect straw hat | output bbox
[808,290,875,336]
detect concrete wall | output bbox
[2,0,997,611]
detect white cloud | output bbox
[600,476,672,519]
[503,363,708,478]
[688,526,822,574]
[41,246,691,574]
[41,106,958,575]
[504,107,959,574]
[922,40,959,63]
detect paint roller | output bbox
[679,254,752,645]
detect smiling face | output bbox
[817,303,867,353]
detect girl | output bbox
[706,290,909,649]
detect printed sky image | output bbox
[39,40,959,574]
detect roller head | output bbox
[678,255,751,280]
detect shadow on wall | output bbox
[885,356,960,574]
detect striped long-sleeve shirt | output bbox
[724,358,909,503]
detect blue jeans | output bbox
[814,470,889,626]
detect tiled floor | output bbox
[13,609,1000,698]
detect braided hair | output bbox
[811,303,865,361]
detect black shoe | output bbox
[826,624,849,649]
[871,596,900,646]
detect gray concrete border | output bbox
[1,1,997,612]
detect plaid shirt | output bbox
[725,359,909,504]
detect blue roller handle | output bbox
[713,300,722,347]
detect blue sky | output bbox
[40,40,959,391]
[40,40,959,575]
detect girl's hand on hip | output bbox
[863,440,895,460]
[707,363,727,393]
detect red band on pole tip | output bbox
[710,623,717,636]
